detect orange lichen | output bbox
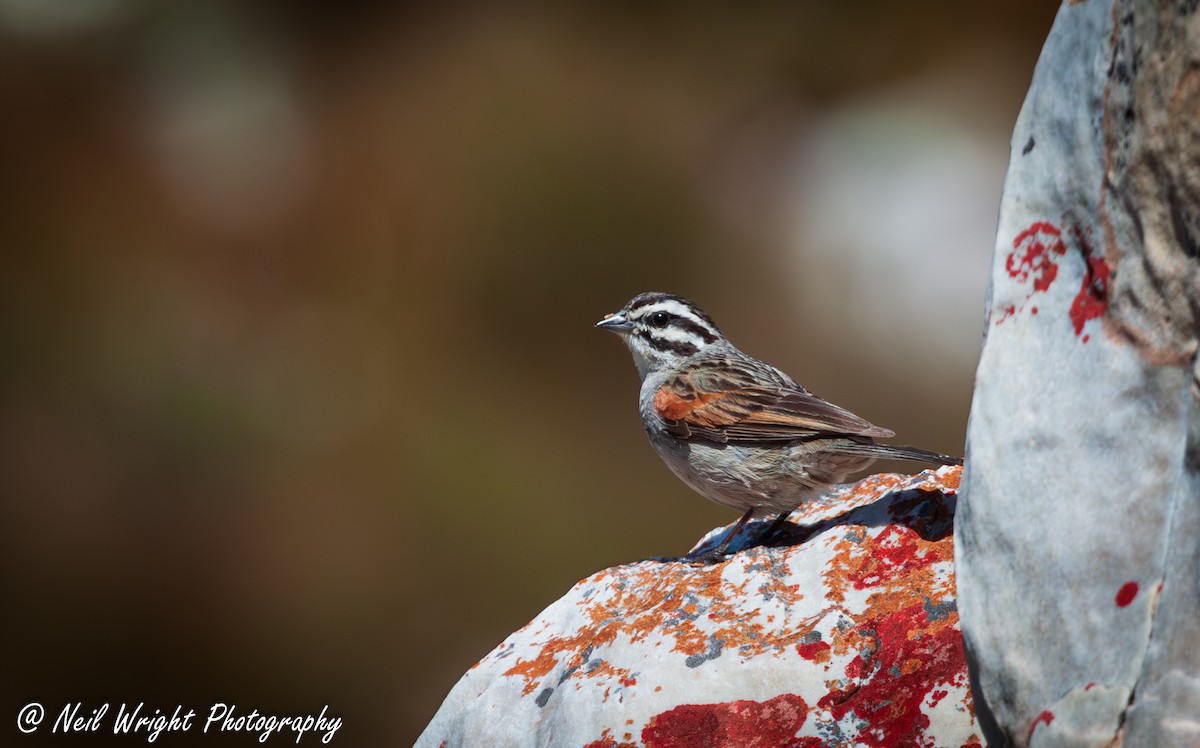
[582,727,637,748]
[499,552,816,696]
[492,465,968,740]
[939,468,961,491]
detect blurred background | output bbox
[1,1,1057,744]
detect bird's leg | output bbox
[686,507,756,564]
[761,510,794,544]
[711,507,757,556]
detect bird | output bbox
[596,291,962,562]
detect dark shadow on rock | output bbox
[763,486,957,550]
[964,635,1009,748]
[650,485,958,565]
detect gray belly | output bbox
[647,435,867,515]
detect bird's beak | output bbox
[595,312,634,333]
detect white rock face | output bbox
[957,1,1200,746]
[419,467,980,748]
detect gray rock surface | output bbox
[419,468,979,748]
[957,1,1200,746]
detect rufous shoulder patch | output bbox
[654,387,725,421]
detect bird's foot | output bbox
[679,547,733,565]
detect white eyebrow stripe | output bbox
[637,299,716,334]
[653,325,705,343]
[645,299,701,322]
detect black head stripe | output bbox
[628,292,675,310]
[627,292,720,333]
[674,317,718,344]
[638,329,700,356]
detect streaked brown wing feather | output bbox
[654,367,894,444]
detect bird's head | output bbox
[596,292,724,378]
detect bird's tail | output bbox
[839,441,963,466]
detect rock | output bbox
[957,1,1200,746]
[418,467,981,747]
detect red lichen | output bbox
[795,479,965,747]
[1068,229,1110,337]
[996,220,1110,336]
[1007,221,1067,292]
[824,518,952,608]
[642,693,808,748]
[796,640,831,664]
[995,222,1068,326]
[815,603,965,748]
[845,526,929,590]
[1029,710,1055,740]
[1115,581,1139,608]
[500,474,968,697]
[492,468,970,744]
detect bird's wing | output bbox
[653,366,894,444]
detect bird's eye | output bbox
[648,311,670,328]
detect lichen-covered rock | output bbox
[418,467,980,748]
[958,1,1200,746]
